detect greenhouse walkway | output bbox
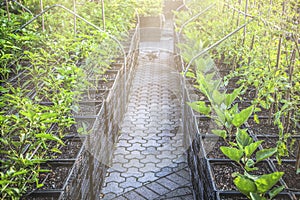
[100,19,194,200]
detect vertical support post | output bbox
[243,0,248,46]
[40,0,45,31]
[73,0,77,34]
[236,0,241,26]
[101,0,106,31]
[5,0,10,21]
[296,141,300,175]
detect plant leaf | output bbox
[255,172,284,193]
[220,146,243,163]
[51,148,62,154]
[187,101,211,115]
[225,86,243,107]
[245,140,263,158]
[35,133,65,146]
[212,89,225,105]
[245,159,258,172]
[256,148,277,162]
[212,129,227,140]
[250,192,267,200]
[254,114,260,124]
[232,105,254,127]
[214,106,226,125]
[236,128,253,148]
[12,169,28,177]
[233,175,257,196]
[269,186,284,199]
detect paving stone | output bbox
[110,163,127,173]
[146,182,170,196]
[143,134,161,141]
[112,154,126,162]
[101,24,194,199]
[101,182,123,195]
[139,162,159,173]
[182,194,194,200]
[172,156,187,165]
[155,158,174,168]
[140,154,160,164]
[165,173,190,186]
[142,139,162,148]
[163,186,193,198]
[158,131,176,137]
[119,134,133,140]
[142,147,160,155]
[155,166,174,178]
[138,172,157,183]
[126,143,146,152]
[116,140,132,148]
[100,192,116,200]
[104,171,126,184]
[113,196,127,200]
[135,186,160,199]
[124,151,145,160]
[133,118,150,125]
[156,151,173,159]
[119,177,142,189]
[121,167,144,178]
[114,147,130,156]
[128,136,147,144]
[129,131,148,138]
[156,177,180,191]
[161,197,182,200]
[124,191,147,200]
[123,159,145,168]
[175,168,190,180]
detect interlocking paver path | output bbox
[100,19,194,200]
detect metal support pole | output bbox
[101,0,106,31]
[11,0,33,15]
[40,0,45,31]
[5,0,10,21]
[73,0,77,34]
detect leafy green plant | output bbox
[177,0,299,177]
[136,0,162,16]
[188,62,284,200]
[1,0,138,199]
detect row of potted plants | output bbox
[174,0,299,199]
[0,0,139,199]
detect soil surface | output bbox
[275,162,300,190]
[212,162,273,191]
[248,118,279,135]
[39,165,72,190]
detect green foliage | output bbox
[0,0,138,199]
[136,0,163,16]
[233,172,284,199]
[187,101,211,116]
[176,0,300,198]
